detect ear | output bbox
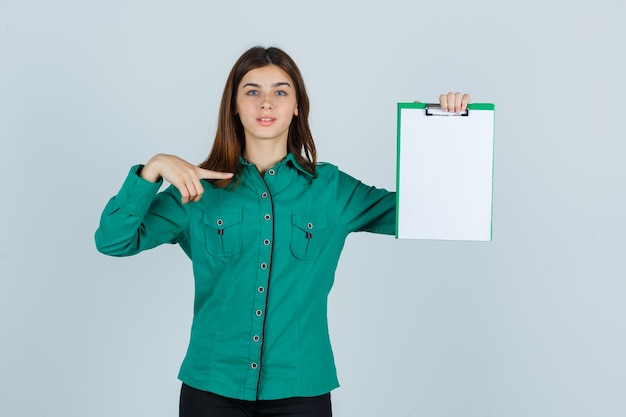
[294,106,299,117]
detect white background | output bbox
[1,1,625,416]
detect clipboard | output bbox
[396,102,496,241]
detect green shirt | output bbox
[95,153,396,400]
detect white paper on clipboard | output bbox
[396,103,495,241]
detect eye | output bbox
[275,90,287,96]
[246,90,259,96]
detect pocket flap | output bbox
[291,211,327,233]
[204,208,243,230]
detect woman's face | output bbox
[236,64,299,147]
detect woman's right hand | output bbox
[141,154,234,203]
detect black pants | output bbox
[180,383,332,417]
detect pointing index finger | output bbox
[197,168,234,180]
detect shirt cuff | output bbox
[115,165,164,217]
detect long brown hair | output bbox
[199,46,316,188]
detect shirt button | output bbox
[268,169,275,175]
[261,192,268,199]
[264,214,271,221]
[263,239,270,246]
[258,286,265,293]
[260,263,267,270]
[216,219,224,226]
[251,362,258,369]
[307,222,313,229]
[256,310,263,317]
[253,335,260,342]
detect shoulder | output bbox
[312,162,341,185]
[314,162,365,188]
[316,161,363,182]
[315,161,339,175]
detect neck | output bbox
[243,140,288,174]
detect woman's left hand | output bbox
[439,92,471,113]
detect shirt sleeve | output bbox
[94,165,189,257]
[334,169,396,235]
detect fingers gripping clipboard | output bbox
[396,103,495,241]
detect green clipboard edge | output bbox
[395,102,496,240]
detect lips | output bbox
[257,116,276,126]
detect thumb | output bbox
[196,167,234,180]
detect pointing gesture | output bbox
[140,154,234,204]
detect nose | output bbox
[261,93,273,110]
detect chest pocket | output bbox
[290,211,328,260]
[204,208,243,257]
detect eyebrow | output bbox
[242,82,292,89]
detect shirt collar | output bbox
[284,153,314,178]
[240,153,314,178]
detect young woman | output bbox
[95,46,470,417]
